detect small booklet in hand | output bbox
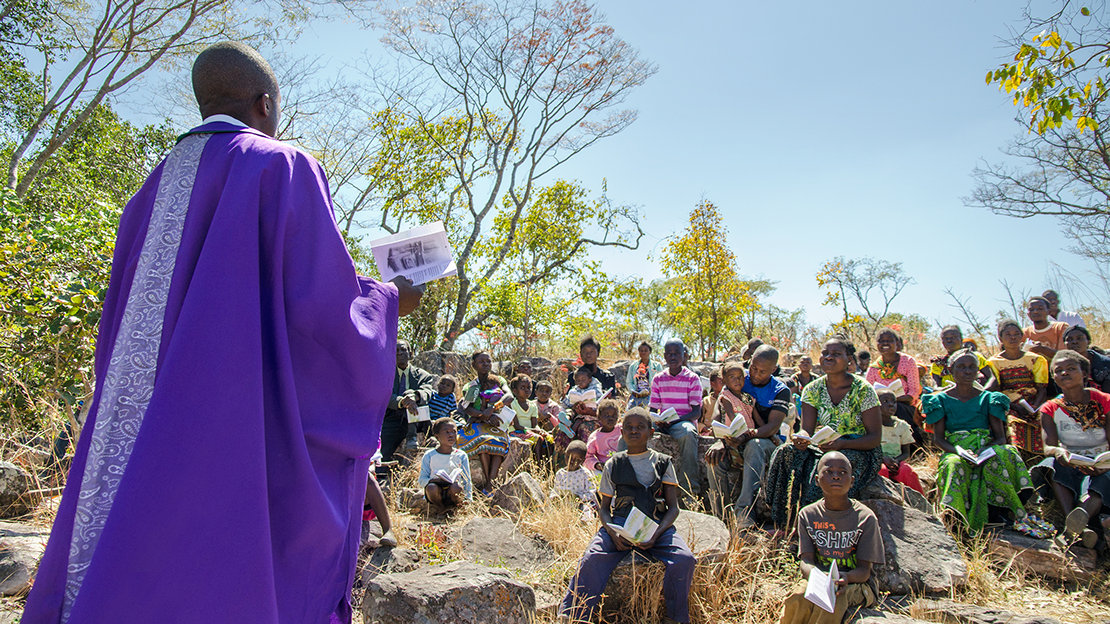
[711,416,750,439]
[872,378,905,398]
[606,507,659,546]
[650,407,680,425]
[955,445,996,465]
[407,405,430,424]
[1065,449,1110,470]
[567,388,598,407]
[804,559,839,613]
[496,405,517,428]
[370,221,458,286]
[432,467,463,485]
[795,425,841,448]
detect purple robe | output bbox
[22,121,398,623]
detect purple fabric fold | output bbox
[23,122,398,623]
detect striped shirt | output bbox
[427,392,458,419]
[649,367,703,418]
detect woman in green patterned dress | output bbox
[762,336,883,527]
[923,349,1033,533]
[456,352,512,491]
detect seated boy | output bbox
[779,451,885,624]
[705,347,788,526]
[645,339,703,502]
[559,408,696,624]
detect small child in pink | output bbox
[585,400,622,472]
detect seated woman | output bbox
[456,352,512,491]
[930,325,998,391]
[763,336,883,528]
[1063,325,1110,393]
[1034,350,1110,549]
[923,349,1033,533]
[865,327,924,446]
[989,319,1049,458]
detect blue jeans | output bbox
[560,524,695,623]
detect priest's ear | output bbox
[251,92,280,137]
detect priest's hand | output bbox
[391,276,425,317]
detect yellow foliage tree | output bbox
[659,200,755,360]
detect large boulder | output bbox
[671,510,730,560]
[852,611,932,624]
[489,473,546,516]
[990,529,1097,582]
[0,521,49,596]
[469,439,533,490]
[859,476,931,514]
[412,351,470,377]
[0,462,34,518]
[450,517,555,573]
[362,561,535,624]
[359,547,424,583]
[861,499,967,595]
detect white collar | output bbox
[200,114,248,128]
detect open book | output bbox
[606,507,658,546]
[711,415,750,439]
[1066,450,1110,470]
[650,407,680,425]
[406,405,430,424]
[432,467,464,485]
[496,405,517,428]
[956,445,996,465]
[795,425,841,447]
[804,559,839,613]
[370,221,458,286]
[872,378,905,398]
[566,388,597,407]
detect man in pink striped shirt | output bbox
[649,339,704,501]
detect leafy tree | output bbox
[974,2,1110,269]
[0,104,174,428]
[361,0,652,350]
[660,200,755,360]
[816,256,914,345]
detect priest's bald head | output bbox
[192,42,280,136]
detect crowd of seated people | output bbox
[377,290,1107,624]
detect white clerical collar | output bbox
[200,114,248,128]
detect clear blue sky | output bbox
[167,1,1103,330]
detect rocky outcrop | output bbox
[0,462,35,518]
[914,598,1066,624]
[671,510,730,560]
[359,547,424,582]
[412,351,471,377]
[0,521,49,596]
[489,473,546,516]
[861,499,967,595]
[990,529,1097,582]
[362,561,536,624]
[646,434,715,500]
[859,476,931,514]
[450,517,555,573]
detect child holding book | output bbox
[779,451,885,624]
[876,388,924,494]
[585,399,623,472]
[536,380,572,453]
[418,417,473,512]
[564,366,605,440]
[559,407,695,624]
[427,375,458,421]
[504,374,554,462]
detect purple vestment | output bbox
[22,122,398,623]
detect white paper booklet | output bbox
[711,416,750,439]
[433,467,463,485]
[956,445,996,465]
[566,388,598,406]
[496,405,517,428]
[1066,449,1110,470]
[872,378,905,398]
[370,221,458,286]
[796,425,841,447]
[407,405,430,424]
[606,507,658,545]
[650,407,680,424]
[804,559,839,613]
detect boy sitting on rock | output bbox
[559,407,696,624]
[779,451,885,624]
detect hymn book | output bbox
[1065,450,1110,470]
[650,407,680,425]
[432,467,464,485]
[955,445,996,465]
[406,405,430,424]
[711,416,750,439]
[804,559,839,613]
[795,426,841,447]
[606,507,658,546]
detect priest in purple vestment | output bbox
[21,42,423,624]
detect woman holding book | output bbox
[923,349,1032,533]
[1035,350,1110,548]
[457,352,512,490]
[762,336,883,528]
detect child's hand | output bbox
[792,436,811,450]
[605,526,633,551]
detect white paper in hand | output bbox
[804,559,838,613]
[407,405,430,424]
[370,221,458,286]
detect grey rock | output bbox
[451,517,555,573]
[359,547,423,582]
[0,462,34,518]
[362,561,535,624]
[859,476,931,514]
[0,521,49,596]
[861,499,967,595]
[489,472,546,516]
[671,510,729,560]
[914,598,1066,624]
[852,609,931,624]
[412,351,470,377]
[990,529,1097,582]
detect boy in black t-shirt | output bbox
[558,408,696,624]
[779,451,885,624]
